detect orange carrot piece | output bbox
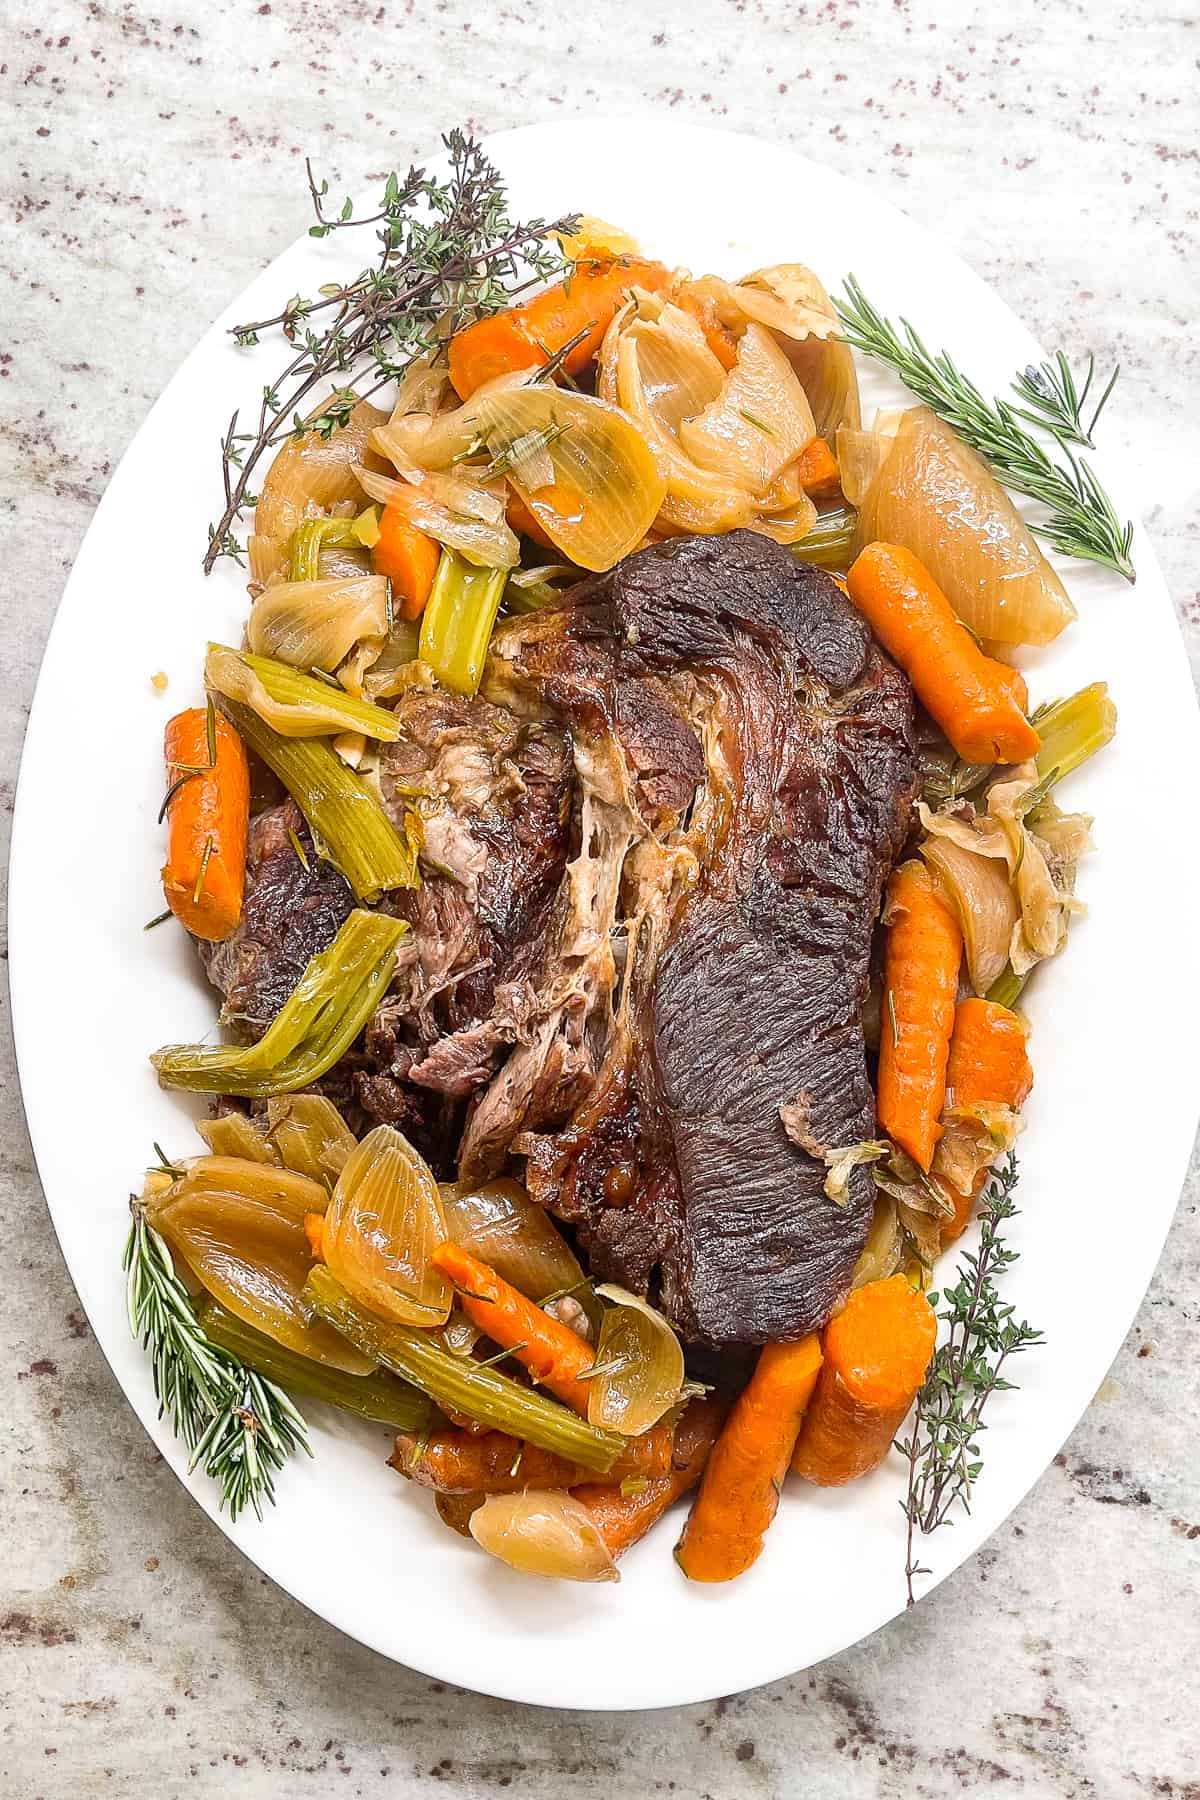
[447,256,671,398]
[791,1277,936,1486]
[391,1422,673,1495]
[430,1241,594,1412]
[878,860,963,1171]
[575,1397,728,1558]
[160,707,249,943]
[372,504,440,620]
[675,1337,824,1582]
[936,999,1033,1243]
[672,288,739,370]
[794,436,841,497]
[302,1213,325,1260]
[847,543,1041,765]
[506,489,557,551]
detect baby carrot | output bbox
[675,1337,823,1583]
[391,1422,673,1494]
[430,1241,594,1412]
[160,705,249,943]
[372,504,440,620]
[878,860,963,1171]
[575,1397,727,1558]
[846,543,1041,765]
[447,256,670,398]
[791,1276,936,1486]
[936,998,1033,1243]
[793,436,841,497]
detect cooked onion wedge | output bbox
[321,1125,453,1327]
[586,1285,685,1436]
[848,407,1076,645]
[255,398,388,541]
[440,1179,589,1308]
[468,1491,619,1582]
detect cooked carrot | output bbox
[847,543,1041,765]
[574,1396,728,1558]
[391,1422,673,1494]
[791,1276,937,1486]
[429,1241,594,1412]
[936,998,1033,1243]
[372,504,440,620]
[794,436,841,497]
[160,706,249,943]
[878,860,963,1171]
[434,1489,482,1538]
[447,256,670,398]
[674,1338,822,1582]
[506,489,557,551]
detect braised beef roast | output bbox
[475,531,918,1344]
[203,532,916,1345]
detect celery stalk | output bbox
[290,518,360,582]
[1034,682,1117,788]
[199,1300,432,1432]
[985,967,1027,1009]
[791,504,857,572]
[206,644,402,741]
[152,910,407,1096]
[217,696,418,898]
[419,548,507,698]
[305,1266,623,1473]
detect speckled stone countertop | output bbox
[2,3,1197,1794]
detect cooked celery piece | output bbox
[791,503,857,571]
[290,518,360,582]
[1033,682,1116,787]
[985,966,1027,1009]
[152,909,407,1096]
[419,548,508,698]
[199,1300,432,1432]
[305,1266,623,1473]
[206,644,402,741]
[217,696,417,898]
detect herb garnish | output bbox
[898,1155,1042,1605]
[835,277,1135,582]
[205,131,577,571]
[124,1199,309,1520]
[1011,351,1119,450]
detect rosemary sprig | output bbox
[1011,351,1119,450]
[123,1199,309,1520]
[205,130,577,571]
[835,277,1135,582]
[898,1155,1041,1605]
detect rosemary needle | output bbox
[835,277,1135,583]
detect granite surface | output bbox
[2,2,1198,1794]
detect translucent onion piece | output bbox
[356,465,519,570]
[266,1094,357,1183]
[854,407,1076,645]
[586,1284,685,1436]
[678,324,817,492]
[361,621,425,700]
[318,545,373,582]
[145,1156,372,1372]
[786,332,862,441]
[255,399,389,541]
[836,425,895,508]
[375,369,535,472]
[748,495,819,547]
[625,305,725,434]
[248,534,289,589]
[935,1102,1023,1198]
[555,215,642,259]
[474,387,666,573]
[921,833,1020,996]
[613,329,757,530]
[468,1491,619,1582]
[730,263,840,341]
[852,1194,903,1288]
[322,1124,452,1326]
[247,575,389,672]
[440,1179,589,1307]
[385,351,450,429]
[197,1111,281,1165]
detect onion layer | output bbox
[440,1179,588,1308]
[246,575,389,672]
[468,1491,619,1582]
[586,1285,685,1436]
[920,833,1019,996]
[322,1125,452,1327]
[255,399,388,542]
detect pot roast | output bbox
[204,531,917,1346]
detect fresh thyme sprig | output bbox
[835,277,1135,583]
[123,1198,309,1520]
[205,129,577,572]
[898,1154,1042,1606]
